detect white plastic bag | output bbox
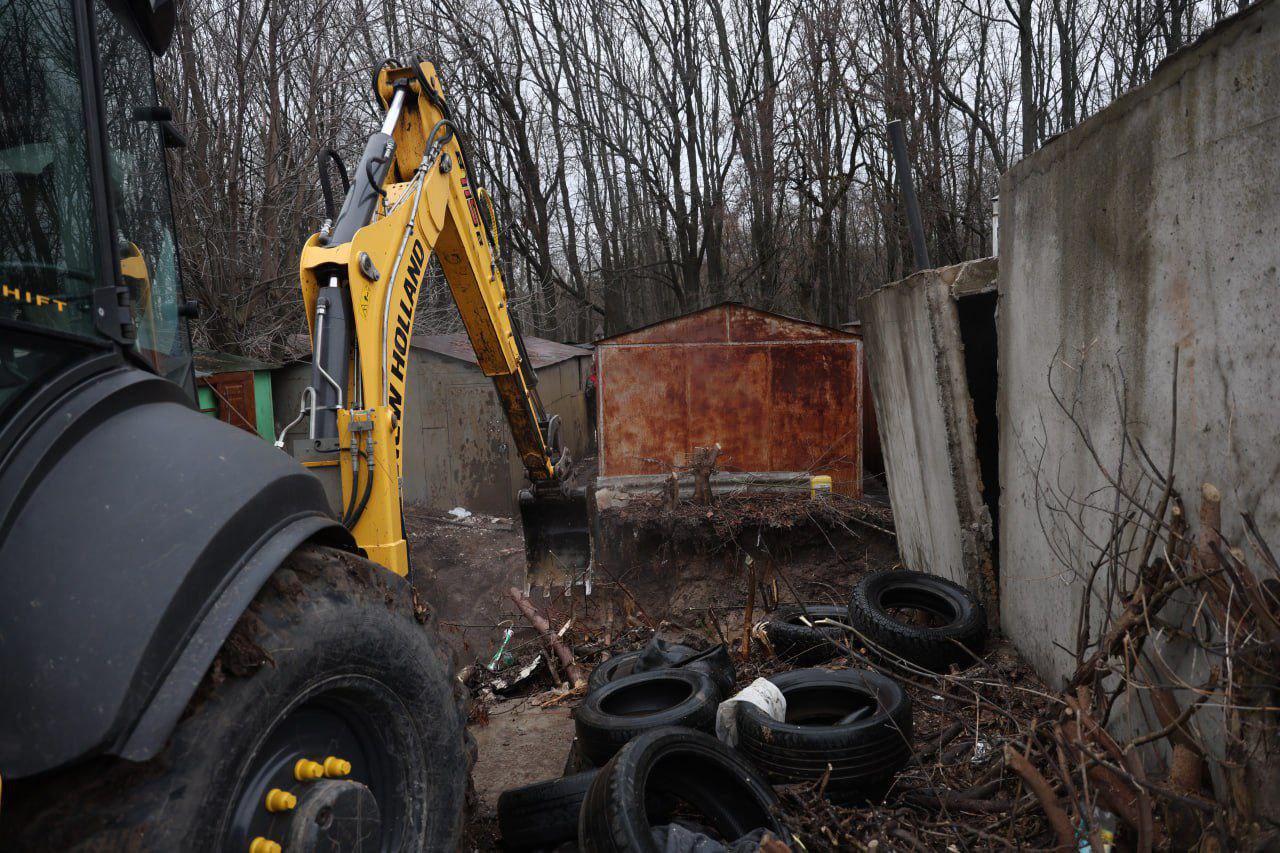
[715,677,786,747]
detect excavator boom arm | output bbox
[293,62,582,578]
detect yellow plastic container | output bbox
[810,475,833,498]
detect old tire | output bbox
[578,727,787,853]
[736,668,912,796]
[573,670,718,766]
[0,544,469,852]
[586,637,737,696]
[563,735,594,773]
[677,643,736,699]
[847,570,987,671]
[763,604,849,663]
[497,770,598,851]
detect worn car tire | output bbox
[847,570,987,671]
[736,668,912,795]
[676,643,736,699]
[573,670,718,766]
[578,727,788,853]
[588,645,694,693]
[498,770,598,851]
[588,640,735,698]
[763,604,849,663]
[0,544,470,852]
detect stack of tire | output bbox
[763,570,988,674]
[572,640,734,766]
[499,728,788,852]
[499,640,789,851]
[744,571,986,801]
[497,570,987,850]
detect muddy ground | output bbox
[406,491,921,851]
[406,490,1067,852]
[407,504,530,663]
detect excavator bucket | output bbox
[519,486,591,587]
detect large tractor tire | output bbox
[1,544,470,852]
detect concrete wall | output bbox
[998,0,1279,694]
[272,352,591,518]
[861,259,998,617]
[408,351,590,516]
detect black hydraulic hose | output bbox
[341,447,365,528]
[412,61,500,249]
[365,155,388,199]
[317,147,350,223]
[344,449,376,529]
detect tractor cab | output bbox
[0,0,191,425]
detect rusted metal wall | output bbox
[596,304,863,496]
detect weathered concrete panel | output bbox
[998,0,1280,691]
[861,260,997,615]
[272,337,591,517]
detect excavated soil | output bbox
[407,489,918,852]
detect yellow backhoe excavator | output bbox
[0,3,583,849]
[281,60,589,580]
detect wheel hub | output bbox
[229,688,410,852]
[283,779,382,850]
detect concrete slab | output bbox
[997,0,1280,688]
[860,260,998,619]
[996,0,1280,816]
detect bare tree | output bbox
[160,0,1248,353]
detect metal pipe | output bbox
[380,89,407,135]
[309,299,326,442]
[309,280,351,448]
[380,159,434,405]
[325,88,407,248]
[275,386,315,449]
[887,119,930,272]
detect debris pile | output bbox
[476,564,1006,850]
[462,418,1277,851]
[764,486,1279,850]
[465,484,1278,850]
[600,489,893,545]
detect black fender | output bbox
[0,361,352,779]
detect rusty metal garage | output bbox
[595,303,864,496]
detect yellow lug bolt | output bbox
[294,758,325,781]
[264,788,297,813]
[323,756,352,778]
[249,838,282,853]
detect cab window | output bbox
[0,0,103,420]
[0,0,100,337]
[95,0,192,390]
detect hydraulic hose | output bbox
[344,453,375,529]
[317,147,350,223]
[341,447,365,528]
[365,155,388,199]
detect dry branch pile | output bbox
[760,483,1279,851]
